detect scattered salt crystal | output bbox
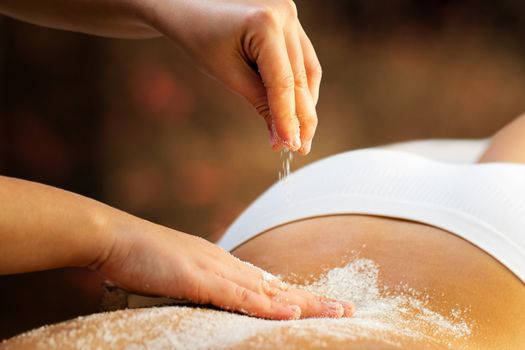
[242,260,279,283]
[2,259,472,350]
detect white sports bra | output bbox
[218,144,525,283]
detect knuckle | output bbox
[246,6,280,29]
[254,101,271,121]
[191,275,209,304]
[309,62,323,79]
[277,74,295,91]
[235,286,250,303]
[294,69,309,89]
[305,296,320,312]
[281,0,298,18]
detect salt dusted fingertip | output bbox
[321,301,345,318]
[341,301,355,317]
[278,280,289,291]
[261,280,279,297]
[288,305,301,320]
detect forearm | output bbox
[0,0,160,38]
[0,176,117,274]
[1,1,321,155]
[0,177,351,320]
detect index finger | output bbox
[256,31,301,151]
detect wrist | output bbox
[129,0,171,38]
[84,202,124,271]
[137,0,200,45]
[87,203,147,275]
[104,0,163,38]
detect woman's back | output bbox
[4,114,525,349]
[233,214,525,349]
[4,215,523,350]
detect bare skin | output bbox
[234,216,525,349]
[0,176,350,320]
[0,0,320,154]
[231,114,525,349]
[3,115,525,349]
[0,0,341,321]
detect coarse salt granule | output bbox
[1,259,472,350]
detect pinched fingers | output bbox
[244,4,320,154]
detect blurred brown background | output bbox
[1,0,525,340]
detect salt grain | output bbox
[278,148,293,182]
[1,259,472,350]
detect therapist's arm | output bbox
[0,0,158,38]
[0,0,320,155]
[0,176,351,319]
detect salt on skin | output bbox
[1,259,473,350]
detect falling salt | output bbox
[278,148,294,203]
[3,259,473,350]
[278,148,293,182]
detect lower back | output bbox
[232,215,525,350]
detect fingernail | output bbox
[289,133,301,150]
[341,301,354,317]
[324,301,344,318]
[262,280,279,297]
[301,140,312,155]
[288,305,301,320]
[293,133,302,150]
